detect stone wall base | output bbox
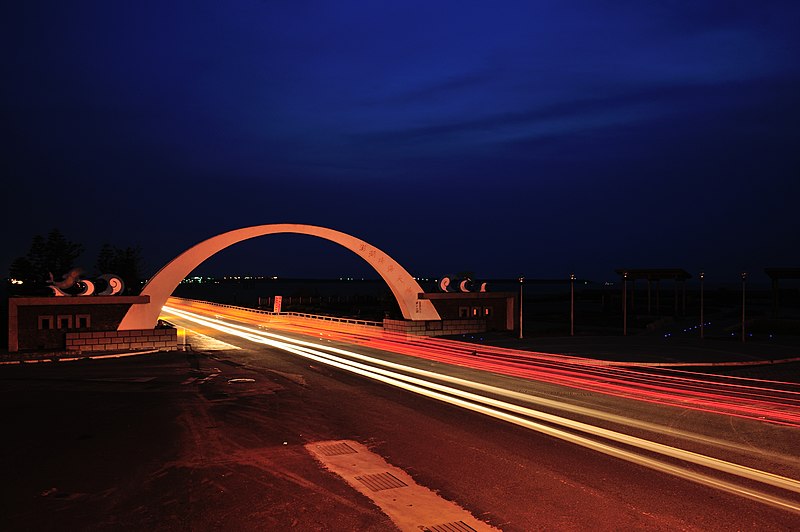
[66,327,177,352]
[383,318,486,336]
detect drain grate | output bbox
[424,521,477,532]
[317,442,358,456]
[355,472,408,491]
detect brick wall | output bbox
[65,327,177,352]
[421,293,515,331]
[383,318,486,336]
[8,295,149,352]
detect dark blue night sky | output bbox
[4,1,799,284]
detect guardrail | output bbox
[167,297,384,328]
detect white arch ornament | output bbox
[118,224,441,330]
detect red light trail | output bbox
[168,299,800,427]
[160,300,800,514]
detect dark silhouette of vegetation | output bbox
[96,244,145,294]
[8,229,83,295]
[7,230,144,296]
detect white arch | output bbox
[118,223,440,330]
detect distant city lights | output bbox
[181,275,281,284]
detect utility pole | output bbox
[699,271,704,339]
[623,271,628,336]
[570,273,575,336]
[518,276,524,340]
[741,272,747,343]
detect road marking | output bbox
[189,332,242,351]
[306,440,500,532]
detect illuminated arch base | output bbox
[118,223,440,330]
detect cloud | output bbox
[361,69,502,106]
[350,82,712,147]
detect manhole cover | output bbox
[425,521,478,532]
[317,442,358,456]
[355,472,408,492]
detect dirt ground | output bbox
[0,352,396,531]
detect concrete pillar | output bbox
[682,280,686,315]
[673,280,678,315]
[656,281,661,315]
[772,278,779,317]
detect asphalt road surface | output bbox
[2,312,799,530]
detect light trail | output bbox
[165,299,800,426]
[278,321,800,425]
[162,305,800,514]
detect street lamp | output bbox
[741,271,747,343]
[570,273,576,336]
[699,271,704,339]
[623,271,628,336]
[518,276,524,340]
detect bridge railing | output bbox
[167,297,384,328]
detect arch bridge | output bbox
[118,223,440,330]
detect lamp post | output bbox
[741,271,747,343]
[623,271,628,336]
[570,273,575,336]
[699,271,704,339]
[518,276,524,340]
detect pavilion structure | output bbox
[764,268,800,317]
[615,268,692,317]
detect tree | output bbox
[9,256,33,282]
[7,229,84,294]
[44,229,83,277]
[95,244,116,275]
[8,230,146,296]
[26,235,47,281]
[95,244,144,294]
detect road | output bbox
[2,304,798,531]
[157,302,800,530]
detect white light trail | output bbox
[162,305,800,513]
